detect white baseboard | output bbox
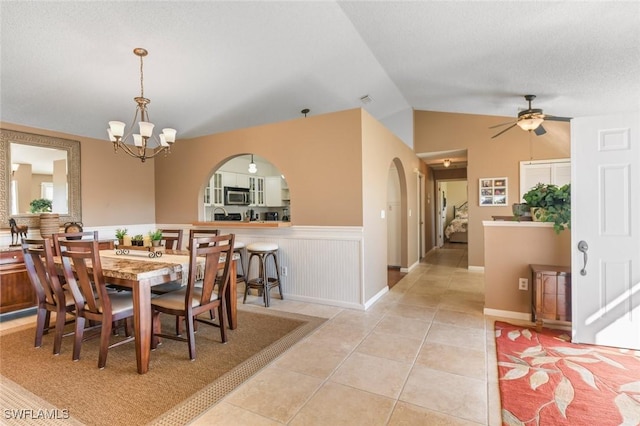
[468,265,485,273]
[284,294,365,311]
[363,286,389,310]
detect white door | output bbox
[571,111,640,350]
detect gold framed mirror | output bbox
[0,129,81,228]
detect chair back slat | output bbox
[160,229,184,250]
[188,229,219,249]
[185,234,234,310]
[58,239,109,315]
[52,230,99,256]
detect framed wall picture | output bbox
[479,177,508,206]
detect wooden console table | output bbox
[530,264,572,331]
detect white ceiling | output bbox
[1,1,638,147]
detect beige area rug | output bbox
[0,309,325,425]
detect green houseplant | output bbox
[523,183,571,233]
[29,198,52,213]
[115,228,128,245]
[149,229,163,247]
[132,234,144,246]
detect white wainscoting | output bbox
[164,225,367,310]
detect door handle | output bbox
[578,240,589,276]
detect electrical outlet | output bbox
[281,266,288,276]
[518,278,528,291]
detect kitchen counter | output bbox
[192,221,292,228]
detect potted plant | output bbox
[149,229,163,247]
[115,228,128,245]
[29,198,52,213]
[522,183,571,233]
[132,234,144,246]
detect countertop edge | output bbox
[192,221,292,228]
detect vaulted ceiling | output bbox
[1,1,638,145]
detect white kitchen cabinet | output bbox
[236,173,250,189]
[211,172,223,206]
[249,176,265,206]
[266,176,288,207]
[222,172,237,188]
[221,171,250,189]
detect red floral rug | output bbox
[494,321,640,425]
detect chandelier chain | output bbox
[139,53,144,99]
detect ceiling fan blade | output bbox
[491,123,518,139]
[543,115,572,122]
[489,120,516,129]
[534,125,547,136]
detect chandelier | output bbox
[107,48,177,163]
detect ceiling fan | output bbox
[490,95,571,139]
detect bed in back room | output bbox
[445,202,468,243]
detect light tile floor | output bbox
[192,244,502,425]
[0,243,502,425]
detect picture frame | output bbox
[479,177,508,206]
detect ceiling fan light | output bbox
[517,117,544,131]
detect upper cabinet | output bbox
[265,176,289,207]
[204,172,223,206]
[222,172,250,189]
[249,176,265,206]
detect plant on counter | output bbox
[29,198,52,213]
[132,234,144,246]
[115,228,128,245]
[149,229,163,247]
[522,183,571,233]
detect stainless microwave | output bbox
[224,187,250,205]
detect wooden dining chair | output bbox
[58,239,135,369]
[151,233,235,360]
[160,229,184,250]
[21,238,75,355]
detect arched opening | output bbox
[201,154,290,223]
[387,158,407,288]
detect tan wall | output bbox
[414,110,570,267]
[1,122,156,227]
[361,110,424,299]
[154,109,363,226]
[484,223,571,314]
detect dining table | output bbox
[53,248,237,374]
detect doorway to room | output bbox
[436,179,467,247]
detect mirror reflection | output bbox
[203,154,290,222]
[11,143,69,215]
[0,129,81,228]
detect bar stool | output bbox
[243,242,282,307]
